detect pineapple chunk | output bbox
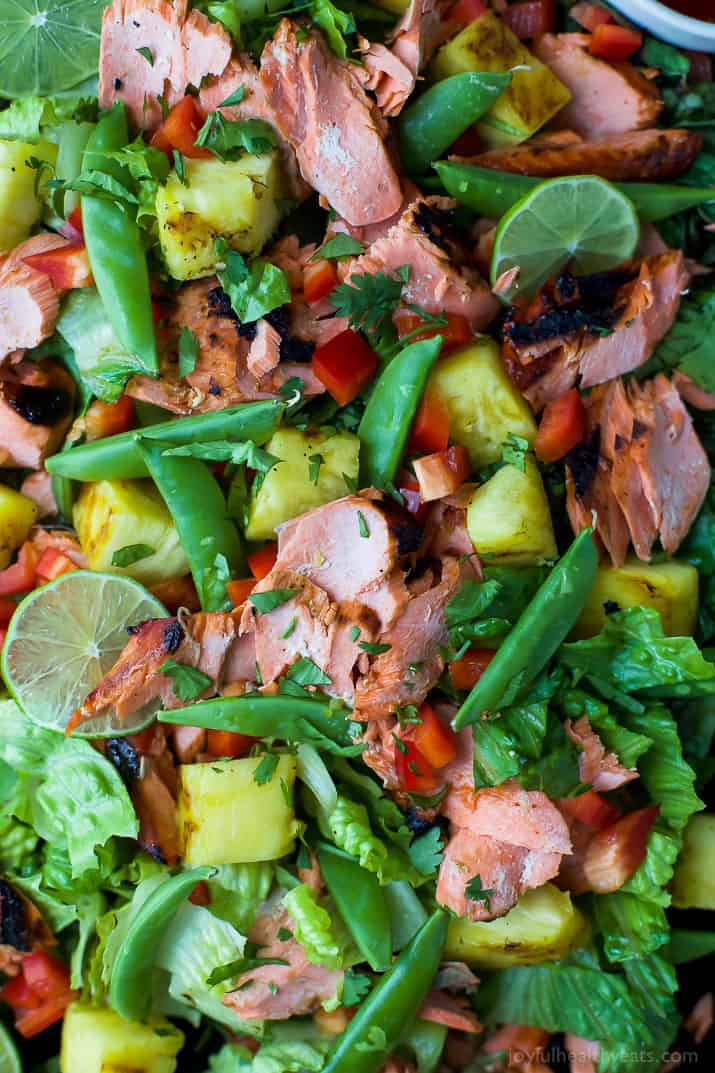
[0,139,57,250]
[0,485,38,569]
[444,883,586,968]
[467,455,556,565]
[671,814,715,910]
[429,340,536,470]
[429,12,571,147]
[178,755,299,866]
[245,428,360,541]
[73,479,189,586]
[156,153,283,280]
[573,558,699,640]
[60,1002,184,1073]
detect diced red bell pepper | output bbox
[226,578,256,607]
[35,548,77,583]
[394,309,471,353]
[398,477,429,525]
[449,0,488,26]
[412,702,457,769]
[150,575,201,613]
[503,0,556,39]
[0,596,16,627]
[413,445,471,503]
[15,994,74,1039]
[189,880,212,906]
[588,23,642,61]
[151,96,212,159]
[303,259,338,305]
[0,973,38,1011]
[558,789,620,831]
[570,1,612,31]
[449,647,495,691]
[409,383,450,456]
[534,388,586,464]
[312,329,379,408]
[583,805,659,893]
[21,952,72,1002]
[0,542,37,597]
[247,543,278,580]
[23,243,93,291]
[2,951,76,1039]
[207,729,258,758]
[395,738,441,795]
[84,395,135,441]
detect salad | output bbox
[0,0,714,1070]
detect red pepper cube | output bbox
[312,329,378,408]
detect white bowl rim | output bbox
[608,0,715,50]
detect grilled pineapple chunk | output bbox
[156,153,282,280]
[429,340,536,469]
[60,1002,184,1073]
[444,884,586,968]
[671,814,715,910]
[178,755,299,865]
[0,139,57,250]
[0,485,38,569]
[467,455,556,565]
[573,558,699,640]
[245,428,360,541]
[73,479,189,585]
[429,12,571,147]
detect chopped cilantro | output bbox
[287,657,332,687]
[111,543,155,567]
[178,326,199,378]
[159,660,213,702]
[253,753,280,785]
[280,616,298,639]
[249,589,299,613]
[464,874,494,910]
[357,511,370,538]
[308,453,323,485]
[311,234,365,261]
[136,46,154,66]
[359,641,391,655]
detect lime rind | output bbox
[1,571,166,733]
[490,174,640,301]
[0,0,104,98]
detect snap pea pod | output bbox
[436,160,715,223]
[109,867,212,1021]
[359,336,442,489]
[81,104,157,374]
[453,529,598,730]
[45,400,283,481]
[159,694,359,752]
[138,438,245,612]
[318,843,392,971]
[399,72,511,176]
[385,880,428,951]
[322,909,448,1073]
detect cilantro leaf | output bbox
[163,439,278,473]
[215,239,291,324]
[218,86,246,108]
[311,234,365,261]
[309,0,356,58]
[111,543,156,568]
[206,953,288,987]
[172,149,187,186]
[357,511,370,538]
[159,660,213,702]
[358,642,391,655]
[178,326,199,378]
[341,970,371,1006]
[249,589,299,613]
[501,433,530,472]
[465,874,494,910]
[408,827,444,876]
[649,289,715,392]
[254,753,280,785]
[308,453,323,484]
[195,112,278,161]
[287,658,332,687]
[329,268,407,352]
[136,45,154,66]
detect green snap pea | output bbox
[138,438,245,611]
[322,909,448,1073]
[45,400,283,481]
[400,1019,448,1073]
[159,694,359,753]
[358,336,442,489]
[399,72,511,176]
[81,104,157,375]
[109,867,212,1022]
[436,160,715,224]
[453,529,598,730]
[385,880,428,951]
[318,843,392,971]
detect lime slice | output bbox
[0,1023,21,1073]
[0,0,104,98]
[2,571,166,735]
[490,175,640,301]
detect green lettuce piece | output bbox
[559,607,715,695]
[208,863,273,934]
[322,795,420,885]
[204,1022,333,1073]
[0,698,63,772]
[0,95,97,142]
[10,872,78,934]
[329,759,411,852]
[282,883,353,972]
[0,804,38,872]
[57,288,147,402]
[620,829,680,907]
[592,892,669,963]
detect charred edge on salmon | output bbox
[207,286,239,322]
[264,307,315,364]
[163,620,184,653]
[0,880,30,952]
[6,385,72,427]
[412,201,458,255]
[406,805,437,836]
[506,267,636,346]
[375,499,424,556]
[106,738,141,784]
[208,377,222,396]
[565,432,600,499]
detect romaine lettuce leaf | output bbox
[320,795,419,885]
[208,863,273,934]
[203,1021,333,1073]
[282,883,356,973]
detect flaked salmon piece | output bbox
[564,716,638,791]
[684,993,714,1047]
[260,20,403,227]
[29,527,86,568]
[533,34,662,138]
[170,724,206,763]
[199,57,310,203]
[247,319,282,380]
[565,1036,599,1073]
[0,261,60,362]
[344,196,498,330]
[99,0,232,130]
[673,370,715,411]
[356,36,416,119]
[468,128,701,182]
[20,471,57,519]
[423,485,481,580]
[130,758,180,865]
[326,180,422,253]
[276,494,421,634]
[225,906,342,1019]
[0,360,75,470]
[418,990,481,1033]
[390,0,454,83]
[353,557,462,720]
